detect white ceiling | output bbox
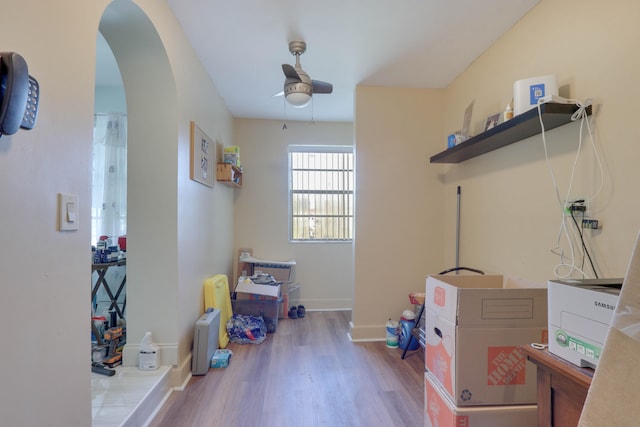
[97,0,540,123]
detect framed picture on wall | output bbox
[190,121,215,187]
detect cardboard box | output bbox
[239,255,296,283]
[548,279,622,368]
[235,279,281,299]
[424,372,537,427]
[278,282,301,318]
[252,263,296,283]
[425,274,547,406]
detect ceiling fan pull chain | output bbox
[282,96,288,130]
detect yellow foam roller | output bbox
[203,274,233,348]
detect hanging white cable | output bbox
[538,97,598,279]
[539,102,579,277]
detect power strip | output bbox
[539,94,572,104]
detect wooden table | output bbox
[521,344,594,427]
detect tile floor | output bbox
[91,365,171,427]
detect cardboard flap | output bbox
[426,275,546,326]
[235,279,281,298]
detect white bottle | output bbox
[504,103,514,122]
[139,332,159,370]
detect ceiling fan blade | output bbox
[282,64,300,81]
[312,80,333,94]
[273,90,284,97]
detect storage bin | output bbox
[232,298,281,333]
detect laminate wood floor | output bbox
[150,310,425,427]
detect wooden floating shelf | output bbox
[216,163,242,188]
[430,102,592,164]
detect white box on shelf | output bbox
[513,74,558,116]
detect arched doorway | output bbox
[92,32,128,377]
[97,0,180,369]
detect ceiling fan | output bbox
[278,41,333,108]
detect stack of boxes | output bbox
[237,251,300,319]
[423,274,548,427]
[233,278,282,333]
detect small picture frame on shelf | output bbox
[461,100,474,137]
[484,113,501,131]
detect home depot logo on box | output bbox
[487,346,527,386]
[433,286,446,307]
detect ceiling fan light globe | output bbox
[286,92,311,108]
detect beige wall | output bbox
[149,0,236,380]
[0,0,235,425]
[439,0,640,281]
[4,0,639,422]
[233,119,354,310]
[351,0,640,340]
[0,2,97,424]
[352,86,445,339]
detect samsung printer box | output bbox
[548,279,622,368]
[425,274,547,406]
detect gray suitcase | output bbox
[191,308,221,375]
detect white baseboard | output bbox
[349,321,386,341]
[294,298,352,311]
[171,355,193,390]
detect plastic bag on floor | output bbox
[226,314,267,344]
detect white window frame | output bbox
[288,145,354,242]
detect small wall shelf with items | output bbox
[430,102,592,164]
[216,163,242,188]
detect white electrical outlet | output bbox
[58,193,79,231]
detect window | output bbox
[92,113,127,245]
[288,145,354,242]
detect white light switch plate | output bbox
[58,193,79,231]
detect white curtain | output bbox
[92,113,127,245]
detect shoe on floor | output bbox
[297,305,306,318]
[288,306,298,319]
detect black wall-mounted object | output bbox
[0,52,39,137]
